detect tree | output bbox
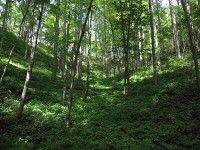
[83,8,92,101]
[119,0,132,94]
[149,0,157,85]
[169,0,181,58]
[180,0,200,92]
[0,45,15,85]
[0,0,9,50]
[51,0,60,81]
[66,0,94,127]
[17,2,45,118]
[77,0,84,87]
[62,0,71,103]
[18,0,32,38]
[155,0,164,68]
[104,3,109,79]
[198,0,200,11]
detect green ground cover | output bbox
[0,31,199,150]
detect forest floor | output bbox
[0,31,200,149]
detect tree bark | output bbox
[103,4,109,79]
[77,0,83,87]
[180,0,200,92]
[83,10,92,101]
[66,0,94,127]
[24,29,29,59]
[2,0,9,31]
[62,0,71,103]
[119,0,131,94]
[61,0,67,79]
[149,0,157,85]
[155,0,164,68]
[109,19,117,77]
[169,0,181,58]
[18,0,32,38]
[51,0,60,81]
[0,0,9,50]
[198,0,200,11]
[17,2,45,118]
[0,45,15,85]
[126,0,132,85]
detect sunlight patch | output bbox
[10,61,26,70]
[91,82,112,89]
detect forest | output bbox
[0,0,200,149]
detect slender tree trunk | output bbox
[61,0,67,79]
[52,0,60,81]
[149,0,157,85]
[138,25,142,64]
[198,0,200,11]
[17,2,45,118]
[119,0,131,94]
[155,0,164,68]
[0,45,15,85]
[29,3,36,49]
[18,0,31,38]
[120,0,127,94]
[134,43,138,75]
[180,0,200,91]
[83,10,92,101]
[71,7,78,64]
[133,23,138,74]
[103,3,108,79]
[77,0,83,87]
[169,0,181,58]
[62,1,71,103]
[24,29,29,59]
[2,0,9,31]
[109,19,117,77]
[126,0,132,85]
[66,0,93,127]
[0,0,9,50]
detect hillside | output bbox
[0,31,200,149]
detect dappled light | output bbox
[1,0,200,149]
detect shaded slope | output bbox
[0,31,199,149]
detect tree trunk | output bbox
[77,0,83,87]
[29,3,36,49]
[17,2,45,118]
[155,0,164,69]
[18,0,31,38]
[109,19,117,77]
[126,0,132,85]
[83,10,92,101]
[119,0,131,94]
[198,0,200,11]
[169,0,181,58]
[0,45,15,85]
[2,0,9,31]
[149,0,157,85]
[62,0,71,103]
[61,0,67,79]
[180,0,200,91]
[103,3,108,79]
[51,0,60,81]
[66,0,93,127]
[24,29,30,59]
[0,0,9,50]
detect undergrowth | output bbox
[0,31,200,149]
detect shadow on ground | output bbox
[0,66,200,149]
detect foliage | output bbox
[0,32,200,149]
[0,0,200,149]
